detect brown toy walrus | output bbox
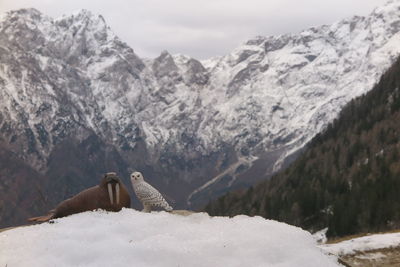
[28,172,131,222]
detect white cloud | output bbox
[0,0,387,59]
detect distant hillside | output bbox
[205,56,400,238]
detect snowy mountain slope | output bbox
[202,0,400,166]
[0,210,342,267]
[0,8,145,165]
[0,1,400,226]
[132,0,400,204]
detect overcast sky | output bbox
[0,0,387,59]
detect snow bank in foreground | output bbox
[0,209,340,267]
[321,232,400,256]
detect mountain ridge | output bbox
[0,1,400,227]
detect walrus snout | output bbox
[104,172,119,183]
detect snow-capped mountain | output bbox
[0,0,400,226]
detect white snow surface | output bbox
[320,232,400,256]
[313,227,328,244]
[0,209,341,267]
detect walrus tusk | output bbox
[107,183,114,205]
[116,183,120,205]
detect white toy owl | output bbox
[130,171,173,212]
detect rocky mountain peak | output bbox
[152,50,179,78]
[4,8,43,20]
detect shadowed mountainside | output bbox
[205,56,400,238]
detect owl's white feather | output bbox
[130,171,173,212]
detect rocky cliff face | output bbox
[0,1,400,227]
